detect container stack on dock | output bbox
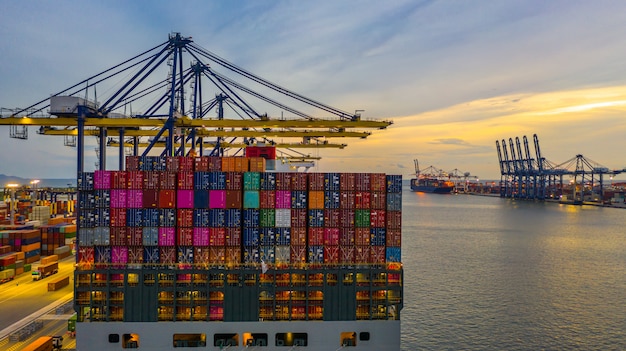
[74,155,403,323]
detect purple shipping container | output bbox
[158,227,176,246]
[94,170,112,189]
[110,189,128,208]
[193,227,210,246]
[127,189,144,208]
[275,190,291,208]
[209,190,226,208]
[111,246,128,263]
[177,190,194,209]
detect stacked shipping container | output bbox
[79,156,401,270]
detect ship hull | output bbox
[410,179,454,193]
[76,320,401,350]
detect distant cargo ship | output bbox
[410,159,454,194]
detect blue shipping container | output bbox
[194,190,209,208]
[126,209,144,227]
[291,191,307,209]
[275,227,291,246]
[209,172,226,190]
[243,228,260,246]
[193,209,211,227]
[308,209,324,227]
[243,209,260,227]
[209,209,226,227]
[159,209,176,227]
[224,209,241,228]
[370,228,386,246]
[259,228,276,246]
[143,209,159,227]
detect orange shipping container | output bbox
[308,191,325,209]
[21,242,41,253]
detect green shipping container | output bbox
[243,191,260,209]
[243,172,261,190]
[23,263,31,272]
[259,209,275,227]
[355,209,370,227]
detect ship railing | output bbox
[76,262,403,271]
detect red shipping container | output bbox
[178,156,194,172]
[339,245,355,264]
[324,209,340,227]
[370,246,385,263]
[209,247,225,264]
[290,245,307,264]
[159,172,177,190]
[339,228,355,246]
[160,246,176,264]
[259,191,275,209]
[355,192,371,209]
[371,192,386,210]
[291,173,307,191]
[225,172,243,190]
[245,146,276,159]
[355,173,371,192]
[308,228,324,246]
[78,247,94,263]
[194,157,209,172]
[291,227,307,246]
[177,172,194,190]
[324,245,340,264]
[111,171,128,189]
[159,227,176,246]
[143,189,159,208]
[127,171,145,189]
[291,209,307,228]
[110,227,127,246]
[144,171,160,189]
[340,173,356,191]
[110,208,127,227]
[225,190,242,209]
[308,173,325,191]
[177,190,194,209]
[386,228,401,247]
[193,227,210,246]
[275,173,292,190]
[340,191,355,209]
[177,209,194,227]
[225,227,241,246]
[177,227,193,246]
[166,157,179,172]
[207,157,222,171]
[110,189,128,208]
[339,209,355,228]
[158,190,176,208]
[209,228,225,246]
[370,210,386,227]
[355,245,370,263]
[128,228,143,246]
[126,156,140,171]
[387,211,401,229]
[323,228,340,246]
[127,190,144,208]
[128,246,143,263]
[194,247,210,264]
[370,173,387,192]
[355,228,370,246]
[209,190,226,209]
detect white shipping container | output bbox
[274,209,291,227]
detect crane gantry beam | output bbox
[36,126,371,138]
[0,116,391,129]
[107,141,345,149]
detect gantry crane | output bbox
[0,33,392,173]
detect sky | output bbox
[2,0,626,182]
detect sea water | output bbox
[401,190,626,350]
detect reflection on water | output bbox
[401,191,626,351]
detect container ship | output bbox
[410,159,454,194]
[74,153,403,350]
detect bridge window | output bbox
[173,333,206,347]
[243,333,268,347]
[214,333,238,347]
[275,333,307,347]
[341,332,357,346]
[359,332,370,341]
[122,333,139,348]
[108,334,119,343]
